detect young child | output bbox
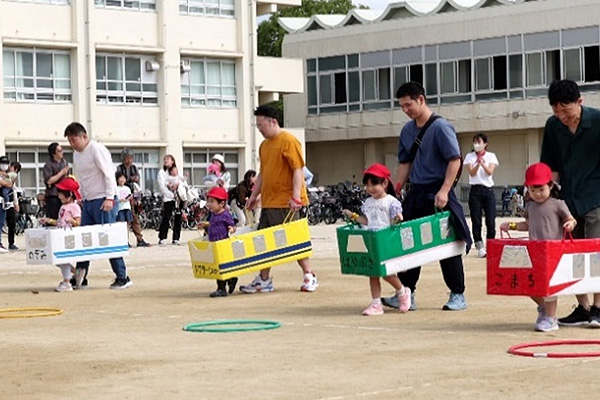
[201,163,221,188]
[202,186,237,298]
[500,162,577,332]
[115,171,133,245]
[166,164,189,206]
[39,177,82,292]
[342,163,411,316]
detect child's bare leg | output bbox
[544,297,558,318]
[369,277,382,299]
[383,275,403,292]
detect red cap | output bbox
[364,163,391,180]
[524,163,552,186]
[207,186,228,201]
[55,176,81,200]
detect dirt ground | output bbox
[1,219,599,400]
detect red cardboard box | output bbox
[487,237,600,297]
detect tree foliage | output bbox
[258,0,364,57]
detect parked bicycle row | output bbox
[306,181,367,226]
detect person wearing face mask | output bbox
[463,133,499,258]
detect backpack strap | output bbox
[407,114,441,163]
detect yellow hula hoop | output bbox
[0,307,63,319]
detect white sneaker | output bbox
[55,281,73,292]
[158,239,168,245]
[172,240,181,245]
[239,275,274,294]
[477,247,487,258]
[301,272,318,292]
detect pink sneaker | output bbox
[362,301,384,316]
[397,287,411,313]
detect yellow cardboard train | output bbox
[188,218,312,280]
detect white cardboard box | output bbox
[25,222,129,265]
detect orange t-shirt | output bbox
[259,130,308,208]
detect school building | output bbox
[0,0,303,195]
[279,0,600,200]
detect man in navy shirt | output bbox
[382,82,471,311]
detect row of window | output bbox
[2,49,237,108]
[4,0,235,17]
[307,30,600,114]
[5,148,240,195]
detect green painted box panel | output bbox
[336,211,459,277]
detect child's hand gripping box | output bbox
[336,211,466,277]
[25,222,129,265]
[487,237,600,297]
[188,218,313,280]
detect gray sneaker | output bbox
[382,291,417,311]
[442,292,467,311]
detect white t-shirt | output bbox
[360,194,403,230]
[464,151,499,187]
[116,185,132,211]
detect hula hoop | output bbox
[0,307,63,319]
[508,339,600,358]
[183,319,281,333]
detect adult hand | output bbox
[288,198,302,212]
[246,195,257,211]
[434,190,449,209]
[101,199,114,212]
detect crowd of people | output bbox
[2,79,600,333]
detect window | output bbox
[475,56,507,92]
[563,46,600,83]
[440,60,471,94]
[181,58,237,108]
[3,48,71,102]
[94,0,156,10]
[183,150,239,188]
[7,0,69,3]
[526,50,559,88]
[179,0,234,17]
[96,54,158,105]
[361,67,390,102]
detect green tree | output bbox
[258,0,364,57]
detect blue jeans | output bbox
[468,185,496,243]
[75,198,127,280]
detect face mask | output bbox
[473,143,485,152]
[0,163,8,171]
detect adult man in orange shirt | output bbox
[240,105,318,293]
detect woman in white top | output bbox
[157,154,183,245]
[464,133,499,258]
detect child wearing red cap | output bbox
[39,176,82,292]
[500,162,577,332]
[202,186,238,297]
[342,163,411,316]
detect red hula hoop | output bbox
[508,339,600,358]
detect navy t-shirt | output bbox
[397,117,461,185]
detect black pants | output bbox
[6,207,16,247]
[468,185,496,243]
[45,195,62,219]
[158,200,182,241]
[397,187,465,294]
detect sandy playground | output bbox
[1,219,600,400]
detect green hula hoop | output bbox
[183,319,281,333]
